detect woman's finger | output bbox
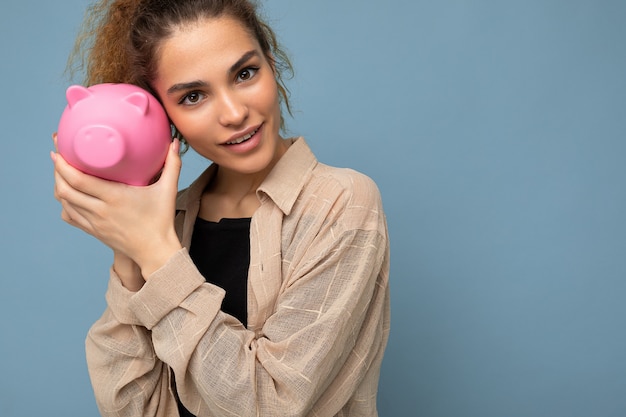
[52,150,118,202]
[151,139,181,192]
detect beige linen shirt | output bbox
[86,138,391,417]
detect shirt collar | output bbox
[257,137,317,215]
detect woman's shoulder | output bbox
[285,136,380,194]
[311,162,383,205]
[297,162,386,236]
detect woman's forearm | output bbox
[113,250,145,292]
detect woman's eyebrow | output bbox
[229,50,259,74]
[167,80,209,96]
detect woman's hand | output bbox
[51,138,184,278]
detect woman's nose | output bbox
[217,90,248,127]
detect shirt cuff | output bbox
[105,267,143,325]
[129,248,215,329]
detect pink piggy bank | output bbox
[57,83,171,186]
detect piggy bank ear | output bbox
[66,85,93,108]
[124,92,150,115]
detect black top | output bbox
[177,216,251,417]
[189,216,251,326]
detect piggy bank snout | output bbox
[73,125,126,169]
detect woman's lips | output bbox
[225,126,259,145]
[222,124,263,153]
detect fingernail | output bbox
[50,151,57,162]
[172,138,180,153]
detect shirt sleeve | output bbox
[85,172,390,417]
[85,277,179,416]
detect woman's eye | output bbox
[180,92,204,106]
[237,67,259,82]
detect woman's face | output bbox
[152,16,286,176]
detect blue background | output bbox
[1,0,625,416]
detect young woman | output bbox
[51,0,390,416]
